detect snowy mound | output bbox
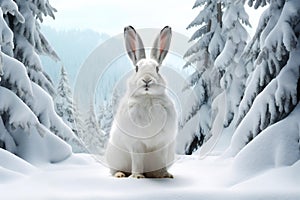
[232,104,300,179]
[0,148,36,182]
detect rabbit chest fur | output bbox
[111,94,177,152]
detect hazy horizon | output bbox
[43,0,265,38]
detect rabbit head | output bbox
[124,26,172,97]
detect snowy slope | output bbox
[1,153,299,200]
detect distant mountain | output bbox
[40,26,110,88]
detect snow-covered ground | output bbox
[1,152,299,200]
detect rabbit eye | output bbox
[156,66,159,73]
[135,65,138,72]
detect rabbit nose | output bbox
[142,79,152,85]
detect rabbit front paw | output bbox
[130,173,145,179]
[114,171,126,178]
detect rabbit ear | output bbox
[151,26,172,65]
[124,26,146,65]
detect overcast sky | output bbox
[44,0,196,36]
[44,0,264,37]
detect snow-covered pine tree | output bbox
[0,0,74,163]
[55,65,77,133]
[54,65,86,151]
[226,0,300,157]
[74,108,86,143]
[98,100,113,135]
[213,0,250,128]
[97,88,121,136]
[0,0,83,162]
[7,0,59,96]
[83,102,106,154]
[180,0,225,154]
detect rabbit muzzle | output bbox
[143,78,152,91]
[140,74,155,91]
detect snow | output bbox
[228,31,300,158]
[0,9,13,53]
[264,0,299,53]
[197,92,226,158]
[232,161,300,199]
[0,84,72,165]
[11,126,72,164]
[0,0,24,23]
[230,103,300,180]
[2,53,33,96]
[1,153,299,199]
[0,148,36,177]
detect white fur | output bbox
[105,26,177,178]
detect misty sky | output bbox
[44,0,264,37]
[44,0,196,36]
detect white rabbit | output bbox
[105,26,177,178]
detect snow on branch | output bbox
[180,78,208,129]
[26,82,76,142]
[248,0,268,9]
[14,35,55,95]
[193,0,207,9]
[0,9,13,51]
[189,25,208,42]
[0,117,16,152]
[208,25,224,64]
[1,53,33,96]
[184,33,213,58]
[237,0,299,126]
[228,36,300,157]
[0,0,24,23]
[12,1,59,60]
[257,1,299,63]
[241,9,270,74]
[18,0,57,22]
[215,0,249,72]
[37,29,59,61]
[184,50,209,70]
[187,4,213,29]
[0,86,39,133]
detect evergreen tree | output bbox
[55,65,77,133]
[82,102,107,154]
[181,0,225,154]
[97,89,121,136]
[7,0,59,96]
[0,0,77,162]
[74,108,86,143]
[214,0,250,128]
[226,0,300,156]
[98,101,113,135]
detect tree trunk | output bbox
[217,3,222,28]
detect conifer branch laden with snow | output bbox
[180,0,225,154]
[226,0,300,158]
[7,0,59,96]
[214,0,250,128]
[0,0,82,163]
